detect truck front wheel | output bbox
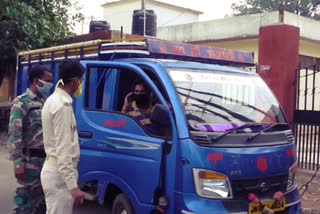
[112,193,135,214]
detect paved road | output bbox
[0,148,108,214]
[0,147,17,214]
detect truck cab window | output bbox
[117,69,170,137]
[84,66,170,138]
[85,67,114,110]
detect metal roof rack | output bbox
[18,37,254,66]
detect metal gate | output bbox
[294,63,320,170]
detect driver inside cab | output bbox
[121,79,158,135]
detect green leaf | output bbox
[0,0,83,60]
[231,0,320,18]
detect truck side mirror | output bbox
[151,104,170,127]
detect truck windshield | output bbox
[168,68,286,132]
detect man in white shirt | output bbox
[40,60,85,214]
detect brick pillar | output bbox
[258,24,300,127]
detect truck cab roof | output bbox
[117,58,257,76]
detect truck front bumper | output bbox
[175,187,301,214]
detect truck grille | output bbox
[190,130,293,147]
[285,131,294,144]
[231,174,288,200]
[191,134,210,144]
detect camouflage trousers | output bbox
[14,157,46,214]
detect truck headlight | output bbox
[287,161,298,191]
[193,169,232,199]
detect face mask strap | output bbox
[55,79,65,91]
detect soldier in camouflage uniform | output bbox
[8,65,53,214]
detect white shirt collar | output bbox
[55,88,73,104]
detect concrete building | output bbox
[101,0,202,34]
[157,11,320,67]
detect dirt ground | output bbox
[297,168,320,214]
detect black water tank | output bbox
[132,10,157,36]
[89,21,110,33]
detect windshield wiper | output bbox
[178,91,254,122]
[212,124,254,142]
[247,123,289,141]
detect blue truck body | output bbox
[17,38,301,214]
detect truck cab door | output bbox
[74,61,174,207]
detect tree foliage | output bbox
[231,0,320,19]
[0,0,84,60]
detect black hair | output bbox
[29,65,50,84]
[133,78,150,93]
[59,60,85,83]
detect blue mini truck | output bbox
[17,38,301,214]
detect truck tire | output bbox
[112,193,135,214]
